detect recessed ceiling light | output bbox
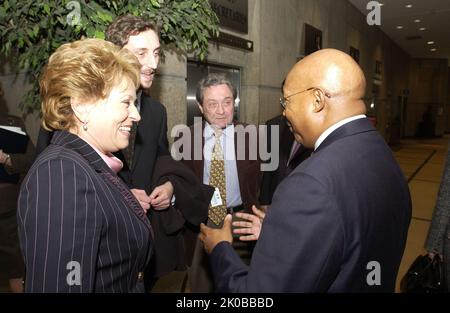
[414,19,421,23]
[430,48,437,52]
[427,41,435,45]
[419,27,426,31]
[405,4,413,8]
[396,26,404,29]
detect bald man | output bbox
[199,49,411,292]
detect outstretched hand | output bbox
[232,205,266,241]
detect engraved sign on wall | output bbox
[209,0,248,34]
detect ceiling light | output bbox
[405,4,413,8]
[396,26,404,29]
[414,19,421,23]
[427,41,435,45]
[419,27,426,31]
[379,3,384,6]
[430,48,437,52]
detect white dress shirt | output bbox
[314,115,366,151]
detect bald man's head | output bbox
[282,49,367,148]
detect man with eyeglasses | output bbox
[176,73,261,292]
[199,49,411,292]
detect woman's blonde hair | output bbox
[40,38,141,131]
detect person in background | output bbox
[199,49,411,292]
[425,145,450,291]
[18,38,152,292]
[0,108,35,293]
[176,73,261,292]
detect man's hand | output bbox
[130,188,152,213]
[149,181,174,210]
[199,214,233,254]
[232,205,266,241]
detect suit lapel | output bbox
[52,131,151,230]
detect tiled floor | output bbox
[2,136,448,293]
[393,136,449,292]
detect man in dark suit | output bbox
[199,49,412,292]
[174,73,260,292]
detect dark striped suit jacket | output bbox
[17,131,153,292]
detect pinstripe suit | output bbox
[18,131,153,292]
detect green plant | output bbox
[0,0,219,113]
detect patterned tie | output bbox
[123,122,137,169]
[208,127,227,226]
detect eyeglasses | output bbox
[279,87,331,109]
[205,100,234,111]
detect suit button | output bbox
[137,272,144,282]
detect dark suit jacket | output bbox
[18,131,153,292]
[259,115,312,205]
[210,118,412,292]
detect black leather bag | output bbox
[400,254,447,293]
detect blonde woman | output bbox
[18,39,152,292]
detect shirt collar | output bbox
[87,143,124,173]
[314,115,366,150]
[204,122,234,138]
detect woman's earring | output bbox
[83,121,88,131]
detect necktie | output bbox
[123,122,137,169]
[208,127,227,226]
